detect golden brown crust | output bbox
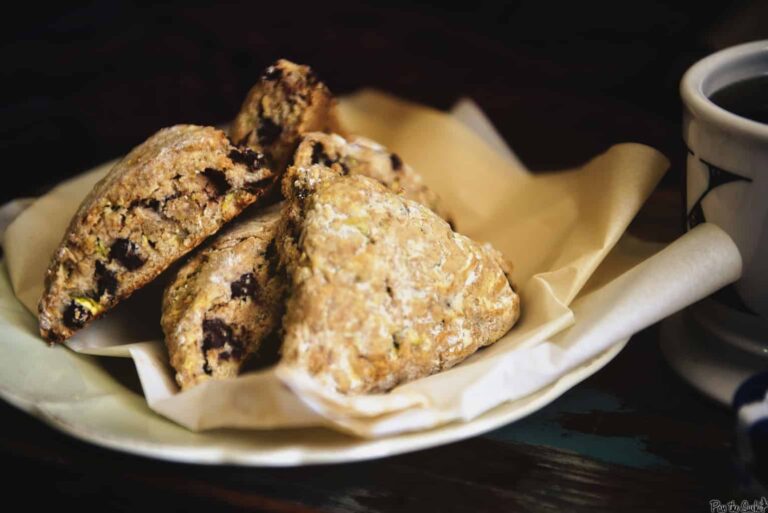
[277,165,520,395]
[292,132,451,220]
[230,60,342,172]
[38,125,274,343]
[161,205,285,390]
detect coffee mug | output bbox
[681,40,768,319]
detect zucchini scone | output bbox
[277,164,520,395]
[38,125,274,343]
[163,132,450,389]
[161,205,285,390]
[230,59,341,171]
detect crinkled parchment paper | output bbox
[2,90,742,437]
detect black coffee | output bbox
[709,75,768,124]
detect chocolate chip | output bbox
[262,65,283,81]
[311,142,334,166]
[202,319,233,351]
[109,238,145,270]
[340,162,350,175]
[202,168,230,196]
[95,261,118,299]
[228,148,267,170]
[216,347,243,363]
[390,153,403,172]
[231,272,258,300]
[257,117,282,146]
[201,319,245,373]
[63,301,90,329]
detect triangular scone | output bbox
[38,125,274,343]
[292,132,451,221]
[161,133,452,389]
[161,205,284,390]
[277,165,520,395]
[230,60,342,171]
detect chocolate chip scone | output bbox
[292,132,451,221]
[230,59,341,171]
[39,125,275,343]
[277,164,520,395]
[161,204,285,390]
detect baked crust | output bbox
[230,60,342,172]
[278,164,520,395]
[38,125,274,343]
[292,132,450,220]
[161,205,285,390]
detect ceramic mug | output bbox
[681,40,768,320]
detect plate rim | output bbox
[0,321,627,467]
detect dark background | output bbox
[3,0,766,206]
[3,1,768,511]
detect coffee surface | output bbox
[709,75,768,125]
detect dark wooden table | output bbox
[3,3,766,511]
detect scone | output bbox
[38,125,274,343]
[230,59,341,171]
[163,133,450,389]
[277,164,520,395]
[161,205,285,390]
[291,132,450,221]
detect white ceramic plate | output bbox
[0,99,636,466]
[0,260,626,466]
